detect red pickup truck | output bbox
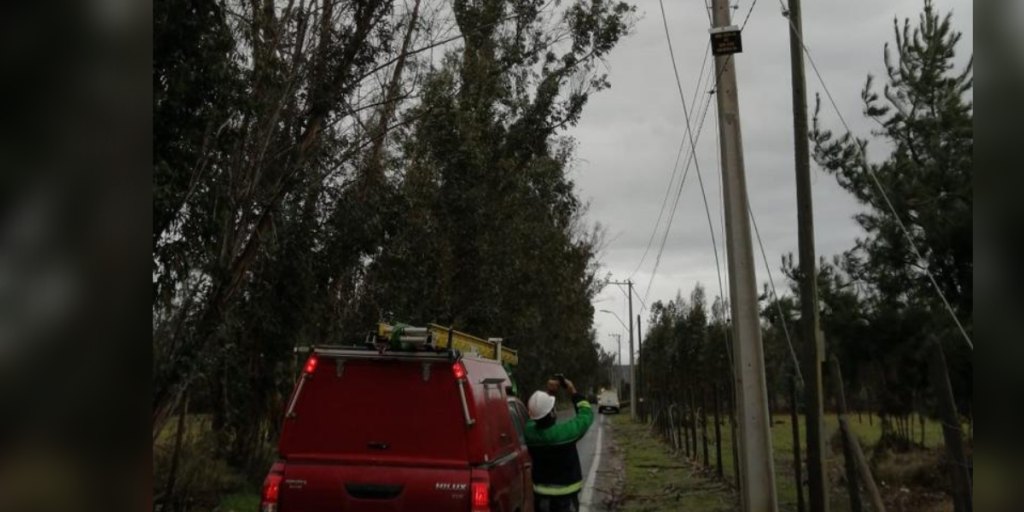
[259,342,534,512]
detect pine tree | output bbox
[809,0,972,415]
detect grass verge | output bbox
[610,413,736,512]
[614,412,960,512]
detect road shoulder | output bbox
[581,413,623,512]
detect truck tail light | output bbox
[303,354,318,375]
[471,481,490,512]
[260,464,284,512]
[452,361,466,380]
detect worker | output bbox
[525,376,594,512]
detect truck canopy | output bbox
[279,355,469,462]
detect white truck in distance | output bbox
[597,388,620,414]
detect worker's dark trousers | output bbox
[535,493,579,512]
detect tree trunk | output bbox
[690,387,699,460]
[165,392,189,508]
[686,388,695,459]
[151,0,390,446]
[676,402,684,453]
[920,412,926,446]
[714,383,724,478]
[702,386,710,468]
[365,0,422,179]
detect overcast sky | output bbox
[571,0,973,360]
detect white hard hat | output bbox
[528,391,556,420]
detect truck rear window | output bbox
[279,358,469,462]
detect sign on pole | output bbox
[710,25,743,56]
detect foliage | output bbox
[802,0,970,411]
[639,283,732,452]
[153,0,635,505]
[792,0,973,440]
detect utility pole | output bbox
[607,280,638,419]
[709,0,778,509]
[608,333,622,400]
[627,280,636,419]
[637,313,643,421]
[785,0,828,509]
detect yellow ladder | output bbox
[377,323,518,366]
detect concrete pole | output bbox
[609,333,622,400]
[709,0,778,509]
[628,280,636,419]
[786,0,828,509]
[637,313,644,420]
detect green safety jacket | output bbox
[524,393,594,496]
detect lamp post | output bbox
[607,333,622,398]
[601,310,631,406]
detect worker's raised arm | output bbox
[565,392,594,437]
[557,379,593,441]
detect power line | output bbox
[643,0,767,387]
[739,0,761,31]
[640,68,718,307]
[713,89,730,320]
[641,9,720,304]
[634,0,763,288]
[654,0,744,324]
[658,0,709,201]
[629,43,712,281]
[641,0,765,310]
[628,136,685,281]
[776,2,974,351]
[708,101,737,380]
[747,197,804,386]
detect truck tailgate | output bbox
[281,459,471,512]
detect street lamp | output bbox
[600,309,629,366]
[606,333,621,398]
[599,309,629,331]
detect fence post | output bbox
[828,358,863,512]
[928,339,972,512]
[728,385,741,490]
[790,376,806,512]
[714,383,724,478]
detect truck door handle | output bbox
[523,462,532,469]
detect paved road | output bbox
[556,407,612,512]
